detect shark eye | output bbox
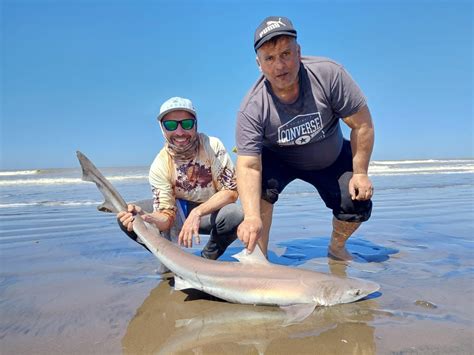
[355,290,361,296]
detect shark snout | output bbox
[336,279,380,305]
[354,280,380,300]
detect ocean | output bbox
[1,158,472,212]
[0,159,473,354]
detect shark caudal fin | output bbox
[76,151,128,213]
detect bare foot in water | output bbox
[329,218,362,261]
[328,244,354,261]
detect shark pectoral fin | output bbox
[232,245,269,265]
[237,340,270,355]
[253,341,270,355]
[280,304,317,326]
[174,276,194,291]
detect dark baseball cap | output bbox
[254,16,297,51]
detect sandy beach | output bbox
[1,160,473,354]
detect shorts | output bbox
[261,140,372,223]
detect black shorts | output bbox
[261,140,372,223]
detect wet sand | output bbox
[1,172,473,354]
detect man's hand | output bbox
[117,204,143,232]
[237,216,263,253]
[349,173,374,201]
[178,209,201,248]
[343,105,375,201]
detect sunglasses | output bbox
[162,118,196,131]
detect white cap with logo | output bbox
[157,97,197,121]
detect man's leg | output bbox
[200,204,244,260]
[328,217,361,261]
[303,141,372,261]
[257,147,295,258]
[200,231,222,260]
[328,168,371,261]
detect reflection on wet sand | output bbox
[122,276,378,354]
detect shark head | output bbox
[310,277,380,306]
[337,278,380,304]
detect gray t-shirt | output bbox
[236,56,366,170]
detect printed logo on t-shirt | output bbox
[277,112,324,146]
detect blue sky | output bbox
[1,0,472,170]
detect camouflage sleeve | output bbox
[150,187,176,224]
[148,152,177,221]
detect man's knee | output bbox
[334,171,372,222]
[213,204,244,232]
[262,178,281,204]
[334,199,372,223]
[225,203,244,224]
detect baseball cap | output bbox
[157,97,197,121]
[254,16,297,51]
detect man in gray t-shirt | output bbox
[235,16,375,261]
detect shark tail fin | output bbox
[76,151,127,213]
[97,202,115,213]
[77,151,98,183]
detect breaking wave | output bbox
[0,175,148,187]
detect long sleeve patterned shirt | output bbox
[148,133,236,223]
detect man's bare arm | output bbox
[342,105,375,200]
[236,155,263,251]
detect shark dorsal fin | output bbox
[232,245,269,265]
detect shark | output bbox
[77,151,380,322]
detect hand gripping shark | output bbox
[77,151,380,322]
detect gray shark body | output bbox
[77,151,380,321]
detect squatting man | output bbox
[235,16,375,261]
[118,97,243,261]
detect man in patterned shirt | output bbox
[118,97,243,260]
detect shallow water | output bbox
[0,160,473,354]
